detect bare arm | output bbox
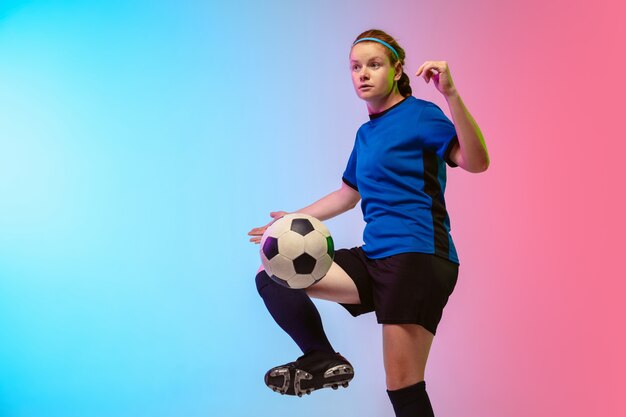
[416,60,490,173]
[445,91,490,173]
[248,181,360,244]
[296,181,360,221]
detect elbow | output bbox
[466,157,490,173]
[481,155,491,172]
[474,151,490,173]
[348,196,361,209]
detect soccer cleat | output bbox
[264,350,354,397]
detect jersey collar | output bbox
[368,96,410,120]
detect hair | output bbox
[352,29,412,98]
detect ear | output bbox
[394,61,403,81]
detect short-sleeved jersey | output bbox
[342,95,460,264]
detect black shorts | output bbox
[333,247,459,335]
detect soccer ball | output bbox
[260,213,334,289]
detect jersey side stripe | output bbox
[423,150,450,259]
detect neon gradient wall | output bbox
[1,1,624,416]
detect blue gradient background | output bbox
[0,1,377,416]
[2,1,625,417]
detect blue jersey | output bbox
[342,96,460,264]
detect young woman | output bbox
[248,29,489,417]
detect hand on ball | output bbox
[248,211,288,244]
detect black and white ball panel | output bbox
[259,213,334,289]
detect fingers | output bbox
[270,211,287,219]
[248,211,287,243]
[417,65,438,83]
[416,61,448,83]
[248,229,263,244]
[249,210,281,234]
[416,62,425,76]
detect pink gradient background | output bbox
[389,0,626,415]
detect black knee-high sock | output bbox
[387,381,435,417]
[255,270,334,355]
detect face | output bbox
[349,41,402,102]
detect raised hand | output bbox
[416,61,457,98]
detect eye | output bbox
[370,62,381,68]
[352,64,361,71]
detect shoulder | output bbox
[416,100,444,114]
[416,100,452,123]
[356,123,368,137]
[409,96,431,106]
[407,96,438,110]
[404,97,443,122]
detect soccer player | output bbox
[248,28,489,417]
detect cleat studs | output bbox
[332,384,338,390]
[342,382,349,388]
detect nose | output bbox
[359,68,369,81]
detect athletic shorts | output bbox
[333,246,459,335]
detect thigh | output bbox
[257,262,357,303]
[256,249,360,303]
[306,246,375,309]
[305,261,360,304]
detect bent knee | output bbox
[255,266,271,294]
